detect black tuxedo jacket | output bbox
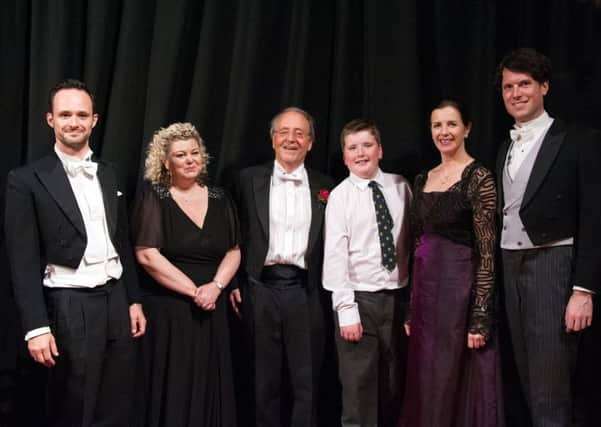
[234,162,334,291]
[4,153,140,334]
[496,119,601,292]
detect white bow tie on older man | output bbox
[64,159,98,178]
[273,167,304,184]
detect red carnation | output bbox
[317,189,330,204]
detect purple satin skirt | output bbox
[399,233,504,427]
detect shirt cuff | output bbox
[25,326,51,341]
[573,286,595,295]
[337,305,361,327]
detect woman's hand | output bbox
[467,333,486,349]
[193,281,222,311]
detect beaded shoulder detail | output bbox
[208,187,225,199]
[151,184,224,200]
[151,183,171,200]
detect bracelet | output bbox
[213,279,224,291]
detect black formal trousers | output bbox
[335,289,407,427]
[44,279,134,427]
[246,264,316,427]
[502,246,579,427]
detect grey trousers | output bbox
[503,246,579,427]
[335,289,407,427]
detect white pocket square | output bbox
[117,191,123,197]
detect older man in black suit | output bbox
[230,107,334,427]
[4,79,146,427]
[496,48,601,427]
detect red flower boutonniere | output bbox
[317,189,330,205]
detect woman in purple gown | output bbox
[400,99,504,427]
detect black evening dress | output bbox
[132,184,238,427]
[400,162,504,427]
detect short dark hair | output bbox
[494,48,552,89]
[340,118,381,149]
[431,98,471,126]
[48,78,95,112]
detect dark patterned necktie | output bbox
[368,181,396,271]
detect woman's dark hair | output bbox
[431,98,471,126]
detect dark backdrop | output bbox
[1,1,600,426]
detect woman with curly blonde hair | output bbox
[143,122,209,188]
[132,122,240,427]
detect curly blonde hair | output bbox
[144,122,209,187]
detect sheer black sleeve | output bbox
[220,188,241,250]
[130,183,164,248]
[466,166,497,337]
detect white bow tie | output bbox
[65,160,98,178]
[273,168,303,184]
[509,127,533,144]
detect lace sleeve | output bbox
[221,188,241,249]
[406,172,427,324]
[466,166,497,338]
[130,183,164,248]
[410,172,427,249]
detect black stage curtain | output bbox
[1,1,600,426]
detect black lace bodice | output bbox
[412,161,497,337]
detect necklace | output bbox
[433,159,472,186]
[434,165,457,185]
[171,186,198,203]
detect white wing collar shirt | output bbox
[506,110,553,180]
[45,145,122,288]
[27,146,123,340]
[323,169,411,326]
[265,160,312,269]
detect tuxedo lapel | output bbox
[306,170,326,257]
[496,139,511,212]
[96,162,118,238]
[34,155,86,236]
[253,165,272,241]
[522,121,567,209]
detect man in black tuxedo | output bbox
[230,107,334,427]
[4,79,146,426]
[496,48,601,427]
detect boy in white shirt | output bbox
[323,118,411,427]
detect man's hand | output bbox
[467,333,486,349]
[230,288,242,318]
[28,333,59,367]
[129,303,147,338]
[340,323,363,342]
[565,290,593,332]
[404,323,411,336]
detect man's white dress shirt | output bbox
[264,160,311,268]
[506,111,554,180]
